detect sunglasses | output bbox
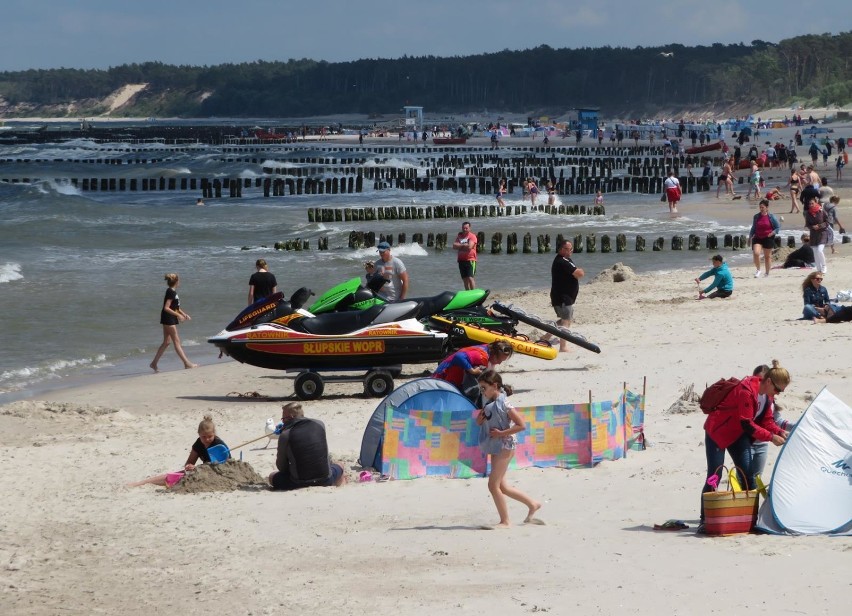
[814,277,824,281]
[769,378,785,394]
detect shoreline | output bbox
[2,177,850,404]
[2,103,851,124]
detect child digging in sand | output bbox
[128,414,229,487]
[475,369,543,528]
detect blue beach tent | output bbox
[358,378,475,471]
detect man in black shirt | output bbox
[548,240,585,352]
[268,403,345,491]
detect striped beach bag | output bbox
[702,465,759,536]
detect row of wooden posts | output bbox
[0,173,722,201]
[256,232,833,253]
[307,203,606,222]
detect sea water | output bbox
[0,138,756,402]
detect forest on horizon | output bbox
[0,32,850,119]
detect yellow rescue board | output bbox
[432,316,558,360]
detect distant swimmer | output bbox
[196,198,205,206]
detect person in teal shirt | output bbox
[695,255,734,299]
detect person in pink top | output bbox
[453,221,478,290]
[749,199,781,278]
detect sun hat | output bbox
[376,241,391,252]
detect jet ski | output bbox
[308,277,519,337]
[306,277,601,355]
[210,291,449,371]
[208,290,449,399]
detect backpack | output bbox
[699,377,742,414]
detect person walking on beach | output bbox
[717,160,735,198]
[150,273,198,372]
[664,169,681,213]
[547,240,584,353]
[364,241,408,301]
[475,369,542,529]
[495,178,506,208]
[824,195,845,254]
[804,198,829,274]
[453,221,478,290]
[786,166,801,213]
[749,199,780,278]
[528,178,539,207]
[746,161,762,200]
[128,414,230,488]
[247,258,278,305]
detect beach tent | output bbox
[358,378,475,470]
[755,388,852,535]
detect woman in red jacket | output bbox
[699,360,790,530]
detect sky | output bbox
[1,0,849,72]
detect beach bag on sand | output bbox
[703,465,759,536]
[699,378,742,413]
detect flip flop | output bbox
[653,519,689,531]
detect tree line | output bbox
[0,32,849,118]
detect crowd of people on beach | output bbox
[135,119,850,533]
[137,210,601,526]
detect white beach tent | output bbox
[756,388,852,535]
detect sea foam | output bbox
[0,262,23,284]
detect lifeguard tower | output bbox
[575,108,599,133]
[402,106,423,133]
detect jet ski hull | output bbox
[210,321,448,371]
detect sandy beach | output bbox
[3,108,852,614]
[4,195,852,614]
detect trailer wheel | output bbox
[294,372,325,400]
[364,371,394,398]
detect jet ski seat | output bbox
[291,301,421,336]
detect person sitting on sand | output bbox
[814,304,852,324]
[475,369,542,529]
[695,254,734,299]
[129,414,229,487]
[782,234,815,268]
[765,186,786,201]
[268,403,345,491]
[801,271,840,321]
